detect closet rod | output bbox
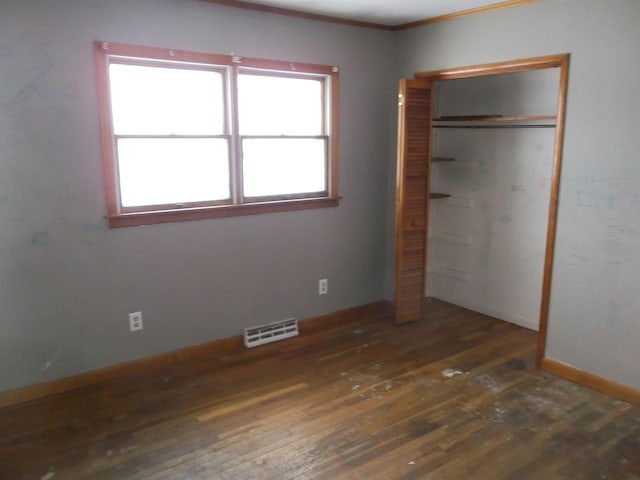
[433,124,556,129]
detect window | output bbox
[95,42,339,227]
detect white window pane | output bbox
[242,138,326,197]
[238,74,323,135]
[117,138,230,207]
[109,63,225,135]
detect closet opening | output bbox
[394,54,569,366]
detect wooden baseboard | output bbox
[0,300,392,409]
[541,358,640,405]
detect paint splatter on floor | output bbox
[442,368,465,378]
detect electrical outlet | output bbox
[129,311,143,332]
[318,278,328,295]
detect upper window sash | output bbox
[108,61,229,137]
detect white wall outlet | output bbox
[129,311,143,332]
[318,278,328,295]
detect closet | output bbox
[394,55,569,363]
[427,69,559,331]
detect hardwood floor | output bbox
[1,299,638,479]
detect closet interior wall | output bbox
[427,69,560,331]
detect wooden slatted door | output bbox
[394,79,431,324]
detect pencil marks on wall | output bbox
[30,231,50,247]
[555,144,640,366]
[0,35,56,213]
[9,63,54,106]
[0,31,109,257]
[0,35,54,110]
[567,165,640,273]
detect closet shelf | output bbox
[432,157,455,163]
[429,193,451,200]
[433,114,556,129]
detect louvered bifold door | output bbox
[394,79,431,324]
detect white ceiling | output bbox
[230,0,526,26]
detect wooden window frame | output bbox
[94,41,340,228]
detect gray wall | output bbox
[0,0,395,392]
[393,0,640,389]
[3,0,639,395]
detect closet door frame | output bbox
[404,53,570,366]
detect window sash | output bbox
[240,135,329,201]
[108,61,229,137]
[236,70,326,136]
[115,135,233,212]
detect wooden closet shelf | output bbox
[433,114,557,129]
[429,193,451,200]
[432,157,455,163]
[434,115,556,122]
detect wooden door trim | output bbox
[536,53,569,365]
[414,54,568,81]
[406,53,570,366]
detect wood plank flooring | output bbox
[0,299,638,479]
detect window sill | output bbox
[107,196,340,228]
